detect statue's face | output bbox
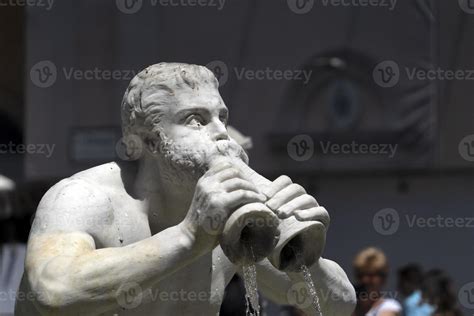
[157,86,229,147]
[145,86,239,185]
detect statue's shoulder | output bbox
[39,162,123,210]
[31,162,124,235]
[70,161,125,187]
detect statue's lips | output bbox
[215,140,244,157]
[207,140,248,167]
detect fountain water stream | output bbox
[242,263,260,316]
[301,264,322,316]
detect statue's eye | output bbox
[185,114,204,127]
[219,114,228,125]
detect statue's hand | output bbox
[263,175,330,229]
[181,160,266,253]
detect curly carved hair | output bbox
[121,62,219,139]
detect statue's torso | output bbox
[94,165,236,316]
[17,162,236,316]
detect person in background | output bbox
[397,264,434,316]
[352,247,402,316]
[421,269,462,316]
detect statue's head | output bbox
[121,62,247,184]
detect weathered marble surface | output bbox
[15,63,355,316]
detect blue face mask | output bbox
[418,303,436,315]
[403,291,436,316]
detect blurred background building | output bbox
[0,0,473,314]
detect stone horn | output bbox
[217,157,326,271]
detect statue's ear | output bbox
[143,132,160,155]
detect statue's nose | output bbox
[210,119,229,141]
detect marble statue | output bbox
[15,63,356,316]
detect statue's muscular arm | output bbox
[24,159,265,316]
[25,178,201,316]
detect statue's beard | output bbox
[156,133,249,191]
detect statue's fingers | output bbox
[262,175,292,198]
[266,183,305,212]
[225,190,266,209]
[294,206,330,229]
[276,194,317,218]
[206,160,234,176]
[215,167,243,182]
[222,178,259,193]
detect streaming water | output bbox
[242,264,260,316]
[301,264,322,316]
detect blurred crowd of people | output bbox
[352,247,462,316]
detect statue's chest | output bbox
[95,194,236,315]
[155,253,216,299]
[89,194,151,248]
[120,252,232,316]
